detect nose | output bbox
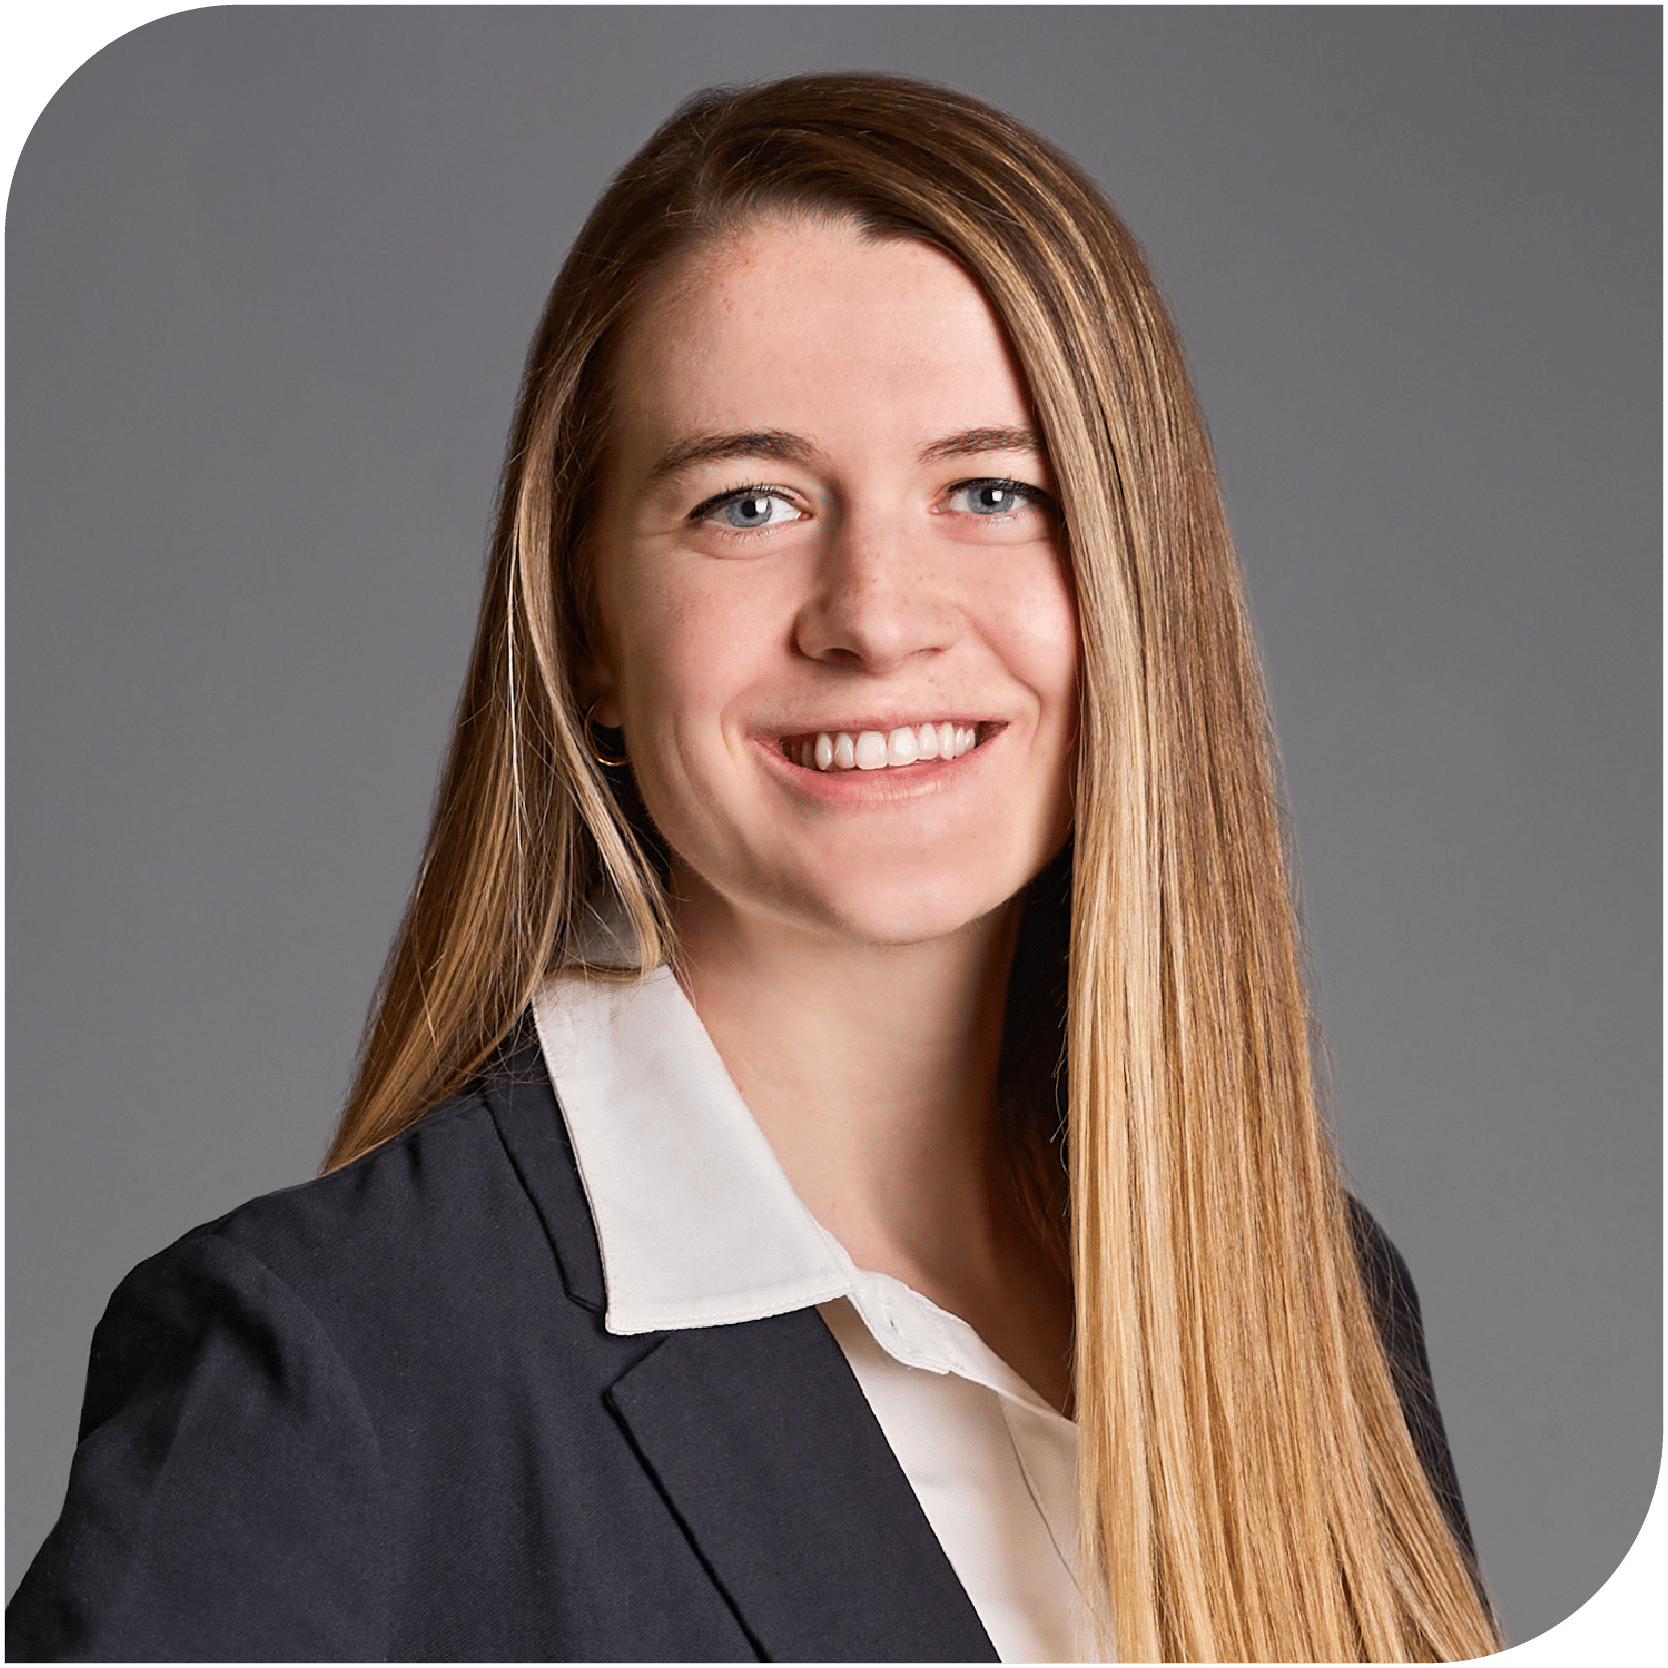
[793,501,956,673]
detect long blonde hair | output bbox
[328,73,1500,1662]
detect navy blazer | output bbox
[8,1026,1476,1662]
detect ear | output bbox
[573,657,623,730]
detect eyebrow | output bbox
[644,423,1047,488]
[915,425,1045,464]
[646,430,818,487]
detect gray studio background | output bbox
[7,6,1659,1649]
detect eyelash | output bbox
[688,477,1055,530]
[687,483,799,525]
[945,478,1053,516]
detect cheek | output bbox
[601,563,789,846]
[998,559,1080,841]
[616,589,768,733]
[979,553,1080,724]
[1033,584,1081,714]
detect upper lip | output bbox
[762,715,1000,738]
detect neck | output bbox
[670,868,1074,1412]
[674,873,1015,1282]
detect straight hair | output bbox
[327,73,1501,1662]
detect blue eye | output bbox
[701,488,801,530]
[948,480,1041,516]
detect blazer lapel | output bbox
[483,1020,607,1311]
[486,1021,995,1661]
[607,1309,998,1663]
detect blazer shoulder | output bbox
[133,1022,602,1343]
[160,1085,506,1284]
[1346,1195,1420,1323]
[1345,1196,1481,1572]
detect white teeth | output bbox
[854,731,888,770]
[804,723,983,771]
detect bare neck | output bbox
[671,872,1073,1411]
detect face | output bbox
[589,216,1078,948]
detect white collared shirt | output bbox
[531,964,1094,1663]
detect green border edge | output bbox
[3,0,1654,1661]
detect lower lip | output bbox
[754,728,1002,804]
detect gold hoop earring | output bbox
[583,702,629,769]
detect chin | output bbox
[783,862,1024,950]
[671,809,1068,952]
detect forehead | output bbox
[608,217,1036,449]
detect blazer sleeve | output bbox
[1347,1199,1481,1574]
[7,1231,390,1663]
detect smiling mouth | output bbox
[777,721,997,772]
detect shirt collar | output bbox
[530,954,1067,1421]
[532,965,852,1333]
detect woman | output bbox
[9,73,1501,1662]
